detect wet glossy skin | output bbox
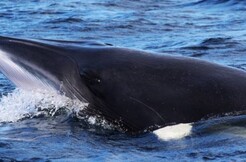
[1,36,246,133]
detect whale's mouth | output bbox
[0,49,57,92]
[0,36,91,104]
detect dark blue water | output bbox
[1,0,246,161]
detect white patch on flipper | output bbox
[153,123,193,141]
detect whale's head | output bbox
[0,36,141,130]
[0,36,165,133]
[0,36,109,104]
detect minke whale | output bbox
[0,36,246,134]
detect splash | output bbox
[0,88,115,131]
[0,88,88,123]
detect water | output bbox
[1,0,246,161]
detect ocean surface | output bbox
[0,0,246,161]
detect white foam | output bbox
[0,88,88,123]
[153,123,193,141]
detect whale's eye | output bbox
[80,69,101,86]
[80,69,104,98]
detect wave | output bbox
[45,17,84,24]
[194,0,246,5]
[187,0,246,10]
[181,37,240,52]
[193,115,246,138]
[189,0,246,7]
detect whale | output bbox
[0,36,246,134]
